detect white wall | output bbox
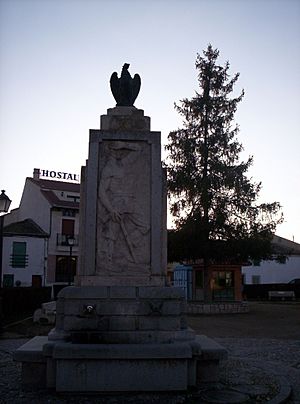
[2,235,47,287]
[4,208,20,225]
[242,256,300,284]
[18,179,51,232]
[49,210,63,254]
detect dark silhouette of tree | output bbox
[166,45,283,298]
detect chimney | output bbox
[33,168,40,180]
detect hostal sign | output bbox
[40,169,79,182]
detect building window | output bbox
[213,271,234,288]
[3,274,14,288]
[67,195,80,203]
[252,275,261,284]
[57,219,77,246]
[212,271,235,301]
[195,270,203,288]
[10,242,28,268]
[62,209,76,217]
[32,275,42,287]
[55,256,77,283]
[61,219,75,236]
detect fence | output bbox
[244,283,300,300]
[0,287,52,324]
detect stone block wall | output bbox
[51,286,195,344]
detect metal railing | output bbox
[56,234,79,246]
[10,254,28,268]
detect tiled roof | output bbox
[3,219,49,237]
[27,177,80,209]
[41,190,80,209]
[272,235,300,255]
[28,177,80,192]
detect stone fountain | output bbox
[14,64,227,392]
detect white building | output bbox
[3,219,48,287]
[242,235,300,284]
[3,168,80,286]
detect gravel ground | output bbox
[1,337,299,403]
[0,302,299,403]
[187,301,300,340]
[216,338,300,403]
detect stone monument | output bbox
[14,64,227,392]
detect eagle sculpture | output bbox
[110,63,141,107]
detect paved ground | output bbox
[0,301,299,403]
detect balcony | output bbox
[56,234,79,247]
[10,254,28,268]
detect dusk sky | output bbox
[0,0,299,241]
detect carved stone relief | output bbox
[96,140,151,275]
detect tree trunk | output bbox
[202,76,212,303]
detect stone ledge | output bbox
[194,335,228,360]
[64,328,196,344]
[138,287,184,299]
[58,286,184,300]
[53,341,193,359]
[106,107,144,116]
[109,286,137,299]
[13,336,48,363]
[186,302,249,315]
[138,316,181,331]
[58,286,108,299]
[100,107,151,131]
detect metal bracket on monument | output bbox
[147,301,164,316]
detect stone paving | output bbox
[0,336,299,403]
[216,338,300,403]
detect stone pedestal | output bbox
[14,106,227,392]
[77,107,167,287]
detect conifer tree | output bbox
[166,45,283,268]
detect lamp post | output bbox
[67,236,75,286]
[0,190,12,288]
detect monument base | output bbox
[14,286,227,392]
[14,335,227,392]
[76,274,166,287]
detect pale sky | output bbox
[0,0,299,241]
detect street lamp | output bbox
[67,236,75,286]
[0,190,12,288]
[0,190,11,213]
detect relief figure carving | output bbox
[97,141,150,274]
